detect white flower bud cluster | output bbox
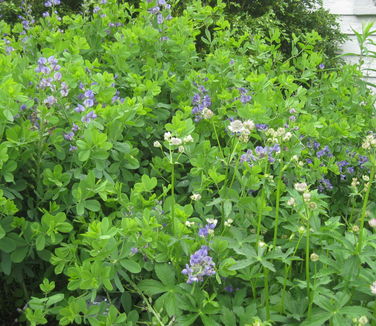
[190,193,201,201]
[202,108,214,119]
[185,220,195,227]
[294,182,308,192]
[362,134,376,150]
[163,132,194,147]
[224,218,233,227]
[266,127,292,143]
[228,119,255,142]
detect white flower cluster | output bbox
[294,182,317,209]
[190,193,201,201]
[228,119,255,142]
[154,132,194,151]
[362,134,376,150]
[265,127,292,143]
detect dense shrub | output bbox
[1,0,345,61]
[0,0,375,325]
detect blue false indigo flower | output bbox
[72,124,79,132]
[319,63,325,69]
[182,246,216,284]
[255,123,268,131]
[44,95,57,106]
[54,72,62,81]
[42,11,49,17]
[64,132,74,141]
[93,6,101,13]
[316,146,332,158]
[83,98,94,108]
[157,13,164,24]
[318,178,333,192]
[224,285,234,293]
[60,82,69,97]
[158,0,167,5]
[240,95,252,103]
[69,145,77,151]
[74,104,85,113]
[81,111,97,123]
[148,6,160,14]
[358,155,368,166]
[131,247,138,254]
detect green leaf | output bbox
[0,224,5,240]
[138,279,166,296]
[10,246,28,263]
[120,259,141,273]
[175,314,199,326]
[228,259,254,271]
[224,200,232,218]
[36,235,46,251]
[0,236,16,253]
[155,263,175,286]
[85,199,101,212]
[221,307,236,326]
[165,292,178,316]
[1,252,11,275]
[46,294,64,306]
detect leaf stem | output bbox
[356,165,375,254]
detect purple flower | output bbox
[182,246,216,284]
[93,6,101,13]
[44,95,57,106]
[224,285,234,293]
[72,124,79,132]
[81,111,97,123]
[42,12,50,17]
[319,63,325,69]
[69,145,77,151]
[198,221,217,237]
[157,13,164,24]
[316,146,332,159]
[54,72,62,81]
[148,6,160,14]
[318,178,333,192]
[74,104,85,113]
[64,132,74,141]
[255,124,268,131]
[358,155,368,166]
[83,98,94,108]
[131,247,138,254]
[240,95,252,103]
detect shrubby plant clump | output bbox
[0,0,376,325]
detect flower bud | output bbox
[310,253,319,262]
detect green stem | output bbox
[308,261,317,317]
[357,166,375,254]
[128,279,164,326]
[281,234,303,312]
[212,120,224,160]
[256,185,265,246]
[305,208,311,319]
[171,157,176,235]
[272,174,283,248]
[264,267,270,320]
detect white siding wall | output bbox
[323,0,376,86]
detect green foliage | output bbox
[0,0,376,325]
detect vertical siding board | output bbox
[323,0,376,84]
